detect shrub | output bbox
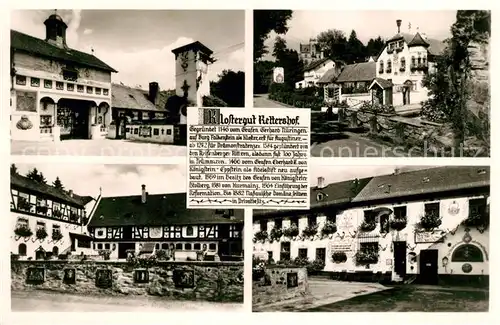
[14,225,32,237]
[36,227,48,240]
[269,227,283,242]
[202,95,228,107]
[155,249,169,260]
[283,224,299,238]
[359,221,377,232]
[98,249,112,261]
[355,250,379,265]
[390,215,408,231]
[418,212,442,230]
[462,212,489,227]
[307,259,325,273]
[321,221,337,237]
[302,224,318,238]
[254,230,269,243]
[52,231,63,241]
[332,251,348,263]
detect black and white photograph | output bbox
[254,10,490,157]
[10,163,244,311]
[252,165,489,312]
[10,10,245,156]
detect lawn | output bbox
[305,286,489,312]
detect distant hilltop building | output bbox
[299,38,324,66]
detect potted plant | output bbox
[332,251,348,263]
[52,230,63,242]
[36,227,48,240]
[283,224,299,238]
[321,221,337,237]
[463,212,489,228]
[253,230,268,243]
[390,215,408,231]
[269,227,283,242]
[360,220,377,232]
[418,211,442,230]
[14,225,33,237]
[302,224,318,238]
[355,249,379,266]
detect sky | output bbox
[310,165,435,187]
[263,10,457,60]
[14,163,187,198]
[11,10,245,90]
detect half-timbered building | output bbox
[88,185,244,261]
[253,166,490,286]
[11,172,98,260]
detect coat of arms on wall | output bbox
[180,52,189,72]
[26,267,45,285]
[95,269,112,288]
[63,268,76,284]
[16,115,33,130]
[173,269,195,288]
[448,201,460,215]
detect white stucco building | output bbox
[253,166,490,286]
[296,58,336,89]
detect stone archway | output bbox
[39,97,57,134]
[402,80,413,105]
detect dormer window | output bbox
[422,177,430,183]
[316,192,325,201]
[477,168,487,175]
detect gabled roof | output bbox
[171,41,213,56]
[304,58,331,72]
[352,166,490,203]
[408,32,429,47]
[253,177,373,217]
[336,62,376,83]
[88,193,244,227]
[111,83,169,112]
[11,30,117,73]
[11,173,93,207]
[369,77,393,89]
[387,32,414,44]
[317,67,340,84]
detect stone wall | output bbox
[11,260,243,303]
[252,266,308,306]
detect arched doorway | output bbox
[402,80,413,105]
[39,97,56,135]
[451,244,485,262]
[57,99,92,140]
[35,247,46,260]
[52,246,59,257]
[18,243,27,256]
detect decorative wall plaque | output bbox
[462,263,473,273]
[26,267,45,285]
[63,268,76,284]
[95,269,112,288]
[173,269,195,288]
[77,85,84,93]
[16,116,33,130]
[287,272,298,288]
[414,230,445,244]
[16,75,27,85]
[134,269,149,283]
[16,91,36,112]
[448,201,460,215]
[30,78,40,87]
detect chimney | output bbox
[68,190,73,197]
[393,168,401,175]
[149,82,159,105]
[396,19,402,34]
[317,176,325,189]
[141,184,147,203]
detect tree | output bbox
[254,60,276,94]
[53,177,64,191]
[421,10,491,152]
[272,36,288,60]
[26,168,47,184]
[316,29,348,63]
[210,70,245,107]
[365,36,386,58]
[10,164,18,175]
[346,30,365,63]
[254,10,293,61]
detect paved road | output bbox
[254,278,390,312]
[11,139,187,157]
[253,94,407,157]
[11,290,243,312]
[253,94,294,108]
